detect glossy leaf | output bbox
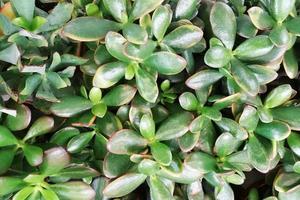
[50,96,93,117]
[152,5,172,41]
[103,0,127,23]
[149,175,173,200]
[210,2,236,49]
[40,147,70,175]
[23,144,43,166]
[234,35,274,60]
[139,114,155,140]
[63,17,121,41]
[103,173,147,198]
[248,7,275,30]
[102,84,137,106]
[204,46,231,68]
[23,116,54,141]
[186,69,224,90]
[5,104,31,131]
[93,62,126,88]
[269,0,295,22]
[0,125,17,147]
[185,152,217,173]
[264,84,294,108]
[155,112,194,141]
[129,0,164,21]
[67,131,95,153]
[150,142,172,166]
[162,25,203,49]
[107,129,148,154]
[50,182,95,200]
[144,51,187,75]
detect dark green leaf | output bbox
[150,142,172,166]
[50,182,95,200]
[185,152,217,173]
[63,17,121,41]
[50,96,93,117]
[144,51,187,75]
[67,131,95,153]
[155,112,194,141]
[102,84,137,106]
[0,125,17,147]
[103,173,147,198]
[107,129,148,154]
[210,2,236,49]
[23,116,54,141]
[186,69,224,90]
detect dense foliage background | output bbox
[0,0,300,199]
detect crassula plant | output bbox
[0,0,300,200]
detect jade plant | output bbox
[0,0,300,199]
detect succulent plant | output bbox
[0,0,300,199]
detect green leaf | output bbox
[122,23,148,45]
[239,105,259,132]
[105,32,131,63]
[185,152,217,173]
[93,62,126,88]
[283,49,298,79]
[255,121,291,141]
[248,7,275,30]
[204,46,231,68]
[46,72,67,89]
[50,182,95,200]
[0,44,21,65]
[0,125,17,147]
[149,175,173,200]
[285,17,300,35]
[40,147,70,175]
[38,3,73,32]
[50,96,93,117]
[215,117,248,140]
[140,114,155,140]
[269,25,289,47]
[40,189,59,200]
[103,0,128,23]
[269,0,295,22]
[210,2,236,49]
[102,84,137,106]
[152,5,172,41]
[237,14,258,38]
[248,64,278,85]
[138,159,160,175]
[11,0,35,22]
[175,0,201,20]
[89,87,102,104]
[0,177,26,196]
[20,74,42,96]
[264,84,294,108]
[63,17,121,41]
[103,153,133,178]
[231,59,259,96]
[134,67,159,103]
[124,40,157,61]
[50,127,80,146]
[150,142,172,166]
[96,112,123,136]
[155,112,194,141]
[92,103,107,118]
[5,104,31,131]
[107,129,148,154]
[162,25,203,49]
[186,69,224,90]
[287,132,300,157]
[12,186,34,200]
[201,107,222,121]
[214,132,241,157]
[234,35,274,60]
[144,51,187,75]
[67,131,95,153]
[23,116,54,141]
[247,134,270,173]
[23,144,43,166]
[0,148,15,174]
[293,161,300,173]
[55,165,99,179]
[178,131,200,152]
[179,92,198,111]
[103,173,147,198]
[271,106,300,130]
[129,0,164,21]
